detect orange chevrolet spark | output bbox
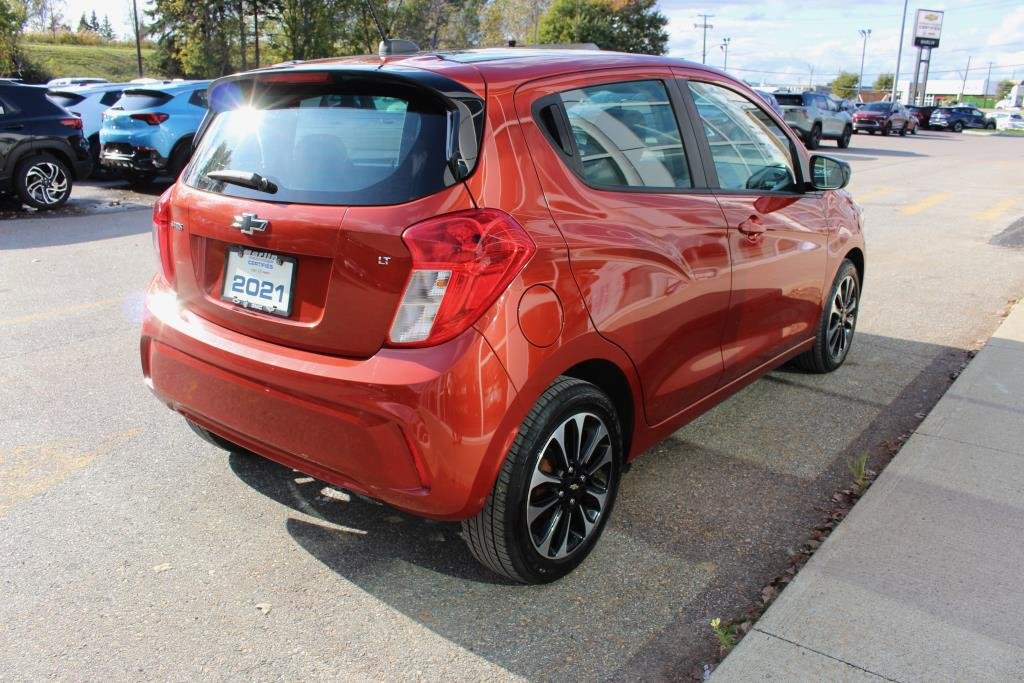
[141,49,865,583]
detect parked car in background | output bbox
[99,80,211,186]
[852,102,910,136]
[906,105,934,129]
[901,105,918,134]
[928,106,995,132]
[992,112,1024,131]
[46,77,108,87]
[48,82,130,169]
[141,50,865,584]
[775,91,853,148]
[0,83,92,209]
[754,89,783,116]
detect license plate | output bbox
[221,247,296,317]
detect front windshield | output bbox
[863,103,891,112]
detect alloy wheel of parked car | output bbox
[15,154,71,210]
[463,377,622,584]
[806,124,822,149]
[837,125,852,148]
[827,273,859,363]
[952,121,963,132]
[986,122,996,130]
[793,259,860,373]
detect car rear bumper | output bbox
[100,143,168,172]
[140,278,519,520]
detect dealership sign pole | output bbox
[912,9,943,106]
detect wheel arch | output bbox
[26,146,75,177]
[561,358,635,459]
[845,247,865,286]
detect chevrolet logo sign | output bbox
[231,213,269,235]
[925,13,938,20]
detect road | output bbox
[2,131,1023,680]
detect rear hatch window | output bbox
[184,78,452,206]
[47,91,86,109]
[774,94,805,107]
[114,89,174,110]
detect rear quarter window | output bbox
[774,94,804,107]
[47,92,86,109]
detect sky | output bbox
[63,0,1024,89]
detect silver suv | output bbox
[775,92,853,149]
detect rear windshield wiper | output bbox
[206,169,278,194]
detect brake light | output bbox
[131,112,169,125]
[387,209,536,347]
[59,117,82,129]
[152,187,175,282]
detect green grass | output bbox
[23,42,158,82]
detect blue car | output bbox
[48,82,132,168]
[99,80,211,183]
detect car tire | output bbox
[186,419,242,452]
[806,124,822,150]
[837,125,852,148]
[168,139,192,178]
[14,153,72,210]
[868,129,875,134]
[792,259,860,374]
[462,377,623,584]
[986,122,996,130]
[881,123,891,136]
[952,121,963,133]
[898,123,907,136]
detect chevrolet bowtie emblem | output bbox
[231,213,269,235]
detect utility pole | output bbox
[809,65,814,91]
[253,0,260,67]
[986,61,994,105]
[959,55,972,102]
[720,37,730,71]
[891,0,908,102]
[857,29,871,99]
[694,14,713,64]
[132,0,143,78]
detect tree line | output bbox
[148,0,668,79]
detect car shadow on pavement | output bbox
[227,332,967,680]
[834,145,926,157]
[0,204,153,249]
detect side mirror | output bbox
[809,155,851,191]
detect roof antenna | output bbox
[366,0,419,58]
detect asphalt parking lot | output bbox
[2,130,1023,680]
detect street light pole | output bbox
[720,37,730,71]
[857,29,871,99]
[891,0,908,103]
[959,55,972,102]
[694,14,714,64]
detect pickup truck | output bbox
[775,92,853,149]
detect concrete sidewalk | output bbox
[713,302,1024,682]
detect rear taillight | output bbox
[387,209,536,347]
[59,117,82,129]
[152,187,175,282]
[131,112,169,125]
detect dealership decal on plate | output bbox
[221,247,296,317]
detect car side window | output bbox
[557,80,692,189]
[100,90,122,106]
[688,81,798,193]
[189,89,209,108]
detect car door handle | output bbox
[2,124,24,131]
[738,216,765,235]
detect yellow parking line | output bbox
[900,192,950,216]
[0,298,120,326]
[853,188,895,202]
[974,198,1017,221]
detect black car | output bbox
[928,106,995,132]
[0,83,92,209]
